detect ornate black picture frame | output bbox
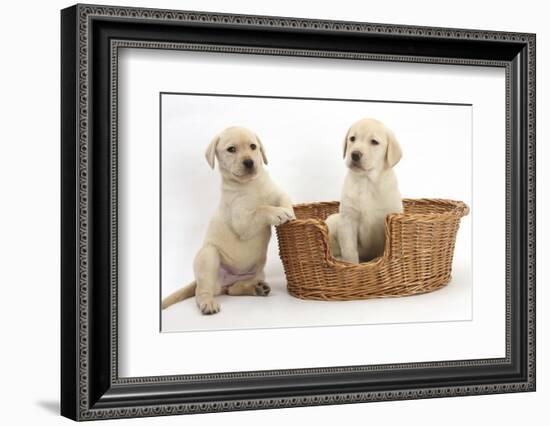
[61,3,536,421]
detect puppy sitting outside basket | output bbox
[161,126,295,315]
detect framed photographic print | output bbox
[61,3,536,421]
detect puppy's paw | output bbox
[255,281,271,296]
[199,299,221,315]
[267,207,295,226]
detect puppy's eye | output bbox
[227,146,236,153]
[371,139,380,146]
[250,144,257,150]
[349,136,356,142]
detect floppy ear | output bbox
[342,128,350,159]
[385,128,402,168]
[205,133,220,169]
[255,133,268,165]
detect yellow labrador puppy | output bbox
[162,126,295,314]
[326,118,403,263]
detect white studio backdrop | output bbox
[160,93,472,332]
[117,48,505,377]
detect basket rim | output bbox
[289,198,469,223]
[277,197,470,270]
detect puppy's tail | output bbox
[161,281,196,310]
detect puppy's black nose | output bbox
[351,151,362,162]
[243,159,254,169]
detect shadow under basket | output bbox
[275,198,470,301]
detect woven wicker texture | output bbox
[275,198,469,301]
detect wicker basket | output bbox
[275,198,469,301]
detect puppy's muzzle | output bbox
[351,151,363,162]
[243,158,254,170]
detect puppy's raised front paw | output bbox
[199,299,220,315]
[267,207,295,226]
[255,281,271,296]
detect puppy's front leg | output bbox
[233,206,294,240]
[338,217,360,264]
[275,192,295,211]
[260,205,295,226]
[193,245,222,314]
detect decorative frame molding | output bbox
[61,3,535,421]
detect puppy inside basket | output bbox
[326,118,403,264]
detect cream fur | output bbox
[161,127,294,314]
[326,118,403,263]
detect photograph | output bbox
[159,93,472,332]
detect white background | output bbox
[120,49,505,378]
[0,0,548,425]
[161,93,473,332]
[118,43,505,377]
